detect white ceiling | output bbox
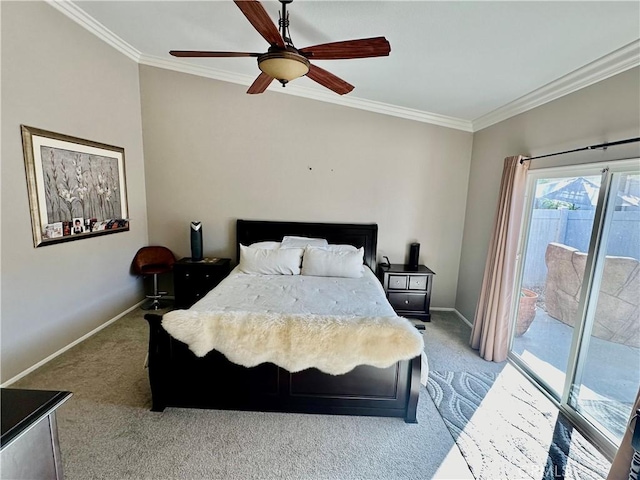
[65,1,640,131]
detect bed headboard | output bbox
[236,220,378,270]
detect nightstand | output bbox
[1,388,72,480]
[378,263,435,322]
[173,258,231,309]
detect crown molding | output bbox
[45,1,637,134]
[472,40,640,132]
[283,82,474,132]
[139,54,474,131]
[139,54,257,89]
[46,0,141,62]
[45,1,472,132]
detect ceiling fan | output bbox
[169,0,391,95]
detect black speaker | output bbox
[408,243,420,270]
[190,221,203,261]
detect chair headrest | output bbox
[132,246,176,274]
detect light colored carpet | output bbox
[426,367,611,480]
[10,309,506,479]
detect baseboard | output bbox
[431,307,474,328]
[453,310,473,328]
[1,300,144,387]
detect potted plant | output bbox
[516,288,538,337]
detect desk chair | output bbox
[132,246,176,310]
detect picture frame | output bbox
[21,125,129,247]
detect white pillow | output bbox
[325,244,358,252]
[239,244,303,275]
[281,236,328,249]
[249,241,281,250]
[301,246,364,278]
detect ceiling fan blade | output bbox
[300,37,391,60]
[306,64,354,95]
[247,72,274,94]
[170,51,261,58]
[234,0,285,48]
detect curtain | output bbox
[607,388,640,479]
[470,155,529,362]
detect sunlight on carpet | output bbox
[426,364,611,480]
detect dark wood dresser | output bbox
[378,263,435,322]
[1,388,72,479]
[173,257,231,309]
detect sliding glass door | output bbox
[509,159,640,455]
[510,166,605,397]
[567,169,640,445]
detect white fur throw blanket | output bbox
[161,310,424,375]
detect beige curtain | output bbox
[470,155,530,362]
[607,387,640,479]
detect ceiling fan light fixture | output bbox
[172,0,390,95]
[258,51,310,84]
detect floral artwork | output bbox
[21,125,129,247]
[41,147,122,223]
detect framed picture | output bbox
[21,125,129,247]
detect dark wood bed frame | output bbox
[144,219,421,422]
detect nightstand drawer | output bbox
[388,275,408,290]
[173,258,231,309]
[388,292,426,312]
[176,270,222,288]
[408,276,428,290]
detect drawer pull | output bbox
[404,300,409,304]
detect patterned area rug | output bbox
[426,367,611,480]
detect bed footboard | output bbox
[144,314,421,422]
[405,355,421,423]
[144,314,171,412]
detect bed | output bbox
[144,220,424,422]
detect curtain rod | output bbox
[520,137,640,164]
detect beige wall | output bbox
[456,67,640,322]
[139,65,473,308]
[7,1,635,382]
[1,2,148,382]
